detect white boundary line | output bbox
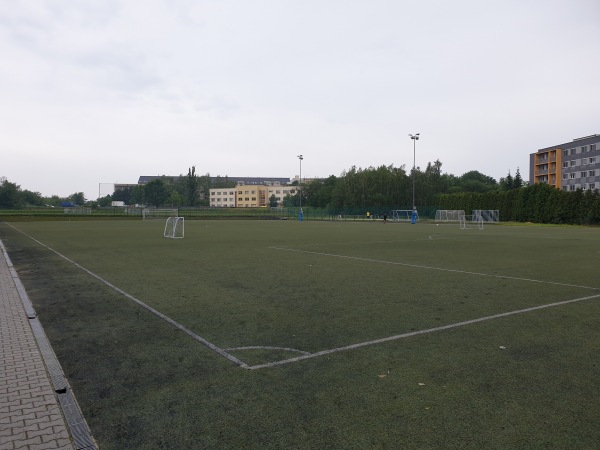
[5,223,599,372]
[269,247,599,291]
[5,224,249,369]
[247,293,600,370]
[224,346,311,355]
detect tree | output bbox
[182,166,200,206]
[112,186,133,205]
[97,195,112,207]
[21,190,44,206]
[144,179,170,207]
[513,168,524,188]
[0,178,22,209]
[130,185,145,205]
[269,194,278,207]
[70,192,86,205]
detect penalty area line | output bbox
[6,224,249,369]
[247,293,600,370]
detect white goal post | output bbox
[472,210,499,223]
[143,208,178,220]
[391,210,416,221]
[459,212,484,230]
[164,217,184,239]
[435,210,465,223]
[64,207,92,215]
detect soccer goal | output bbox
[459,213,484,230]
[391,210,414,222]
[435,210,465,223]
[143,208,178,220]
[472,210,499,223]
[64,207,92,215]
[164,217,184,239]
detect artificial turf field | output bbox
[1,219,599,449]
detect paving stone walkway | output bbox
[0,240,92,450]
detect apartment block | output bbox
[530,134,600,191]
[209,183,297,207]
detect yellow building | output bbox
[210,184,297,207]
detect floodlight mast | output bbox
[409,133,420,209]
[297,155,303,211]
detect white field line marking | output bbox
[248,293,600,370]
[224,346,311,355]
[269,247,600,291]
[6,224,249,369]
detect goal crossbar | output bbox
[143,208,178,220]
[435,210,465,222]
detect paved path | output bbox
[0,239,94,450]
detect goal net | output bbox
[164,217,184,239]
[435,210,465,223]
[143,208,178,220]
[459,212,484,230]
[472,210,499,223]
[391,210,414,221]
[64,207,92,215]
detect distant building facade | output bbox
[530,134,600,191]
[210,183,297,207]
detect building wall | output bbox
[209,189,237,207]
[209,184,298,207]
[266,186,296,206]
[530,135,600,192]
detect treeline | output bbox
[292,161,519,209]
[435,182,600,225]
[103,167,235,207]
[286,162,600,224]
[3,162,600,224]
[0,177,86,209]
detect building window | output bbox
[582,146,588,152]
[581,171,587,178]
[571,148,576,155]
[590,183,596,189]
[570,173,576,179]
[590,157,597,164]
[570,160,576,167]
[569,185,576,191]
[591,144,596,151]
[589,170,596,176]
[562,174,568,180]
[562,162,569,168]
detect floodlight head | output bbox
[298,154,303,160]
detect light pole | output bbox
[409,133,419,209]
[297,154,303,213]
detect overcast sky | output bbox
[2,0,599,200]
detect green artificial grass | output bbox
[1,219,599,449]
